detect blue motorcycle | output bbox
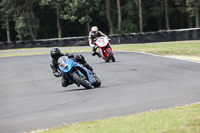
[58,56,101,89]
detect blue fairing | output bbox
[58,56,76,74]
[58,56,96,85]
[73,64,96,84]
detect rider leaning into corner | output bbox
[88,26,109,57]
[50,47,94,87]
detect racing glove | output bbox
[94,45,98,49]
[53,71,61,77]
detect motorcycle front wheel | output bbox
[92,74,101,87]
[72,72,92,89]
[106,49,115,62]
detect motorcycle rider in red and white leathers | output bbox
[88,26,108,57]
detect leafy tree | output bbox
[0,0,16,41]
[117,0,122,31]
[152,0,164,30]
[175,0,192,28]
[61,0,108,34]
[40,0,66,38]
[186,0,200,27]
[13,0,39,40]
[138,0,143,32]
[106,0,114,34]
[120,0,139,33]
[164,0,170,30]
[61,0,93,34]
[0,0,200,42]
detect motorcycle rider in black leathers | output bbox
[50,47,93,87]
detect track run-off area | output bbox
[0,51,200,133]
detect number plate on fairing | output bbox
[96,37,109,47]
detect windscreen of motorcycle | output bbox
[96,36,109,47]
[58,56,74,73]
[58,56,68,67]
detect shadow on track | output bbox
[59,86,107,92]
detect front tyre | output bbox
[106,49,115,62]
[111,55,115,62]
[72,72,92,89]
[92,74,101,87]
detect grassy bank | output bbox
[114,41,200,55]
[112,41,200,62]
[1,41,200,62]
[36,103,200,133]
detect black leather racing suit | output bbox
[50,53,93,87]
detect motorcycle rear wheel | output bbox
[72,72,92,89]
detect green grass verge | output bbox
[0,47,91,57]
[1,41,200,58]
[113,41,200,55]
[36,103,200,133]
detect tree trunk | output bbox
[117,0,121,31]
[195,8,200,27]
[138,0,143,32]
[56,10,62,38]
[164,0,170,30]
[154,0,162,30]
[106,0,114,34]
[158,16,162,30]
[179,12,183,28]
[31,10,37,39]
[27,3,36,40]
[6,16,11,42]
[86,22,90,34]
[187,13,193,28]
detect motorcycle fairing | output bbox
[95,36,109,47]
[58,56,76,74]
[58,56,96,85]
[72,64,96,85]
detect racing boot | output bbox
[97,52,101,58]
[84,63,94,72]
[91,51,96,56]
[91,46,100,57]
[75,55,94,72]
[92,51,101,58]
[61,76,72,87]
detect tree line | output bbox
[0,0,199,42]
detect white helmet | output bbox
[91,26,98,35]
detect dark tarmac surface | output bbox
[0,51,200,133]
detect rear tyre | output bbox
[72,72,92,89]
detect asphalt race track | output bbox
[0,51,200,133]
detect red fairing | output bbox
[106,47,113,54]
[104,48,109,57]
[92,36,115,62]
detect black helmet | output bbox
[50,47,61,60]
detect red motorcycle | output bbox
[95,36,115,62]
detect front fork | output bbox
[65,68,83,86]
